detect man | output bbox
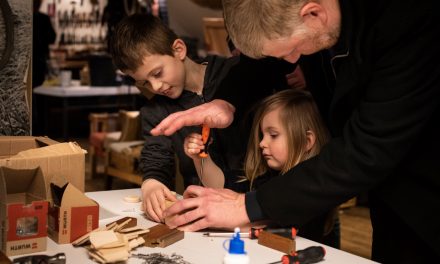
[152,0,440,262]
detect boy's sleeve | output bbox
[138,103,176,189]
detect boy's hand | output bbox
[141,179,178,223]
[184,133,205,160]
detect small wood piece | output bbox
[258,230,296,254]
[124,195,141,203]
[107,217,137,230]
[90,230,119,249]
[72,217,137,247]
[143,224,184,248]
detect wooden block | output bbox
[142,224,184,248]
[258,230,296,254]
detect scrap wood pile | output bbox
[72,217,184,263]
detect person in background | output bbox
[152,0,440,262]
[184,89,339,247]
[109,14,294,223]
[32,0,56,88]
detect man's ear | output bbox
[305,130,316,152]
[299,2,327,29]
[172,39,187,60]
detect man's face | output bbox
[261,23,339,63]
[128,53,186,99]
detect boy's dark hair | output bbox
[109,14,178,72]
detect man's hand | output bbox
[141,179,178,223]
[151,99,235,136]
[163,185,250,231]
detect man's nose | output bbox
[283,53,300,64]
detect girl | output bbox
[184,89,339,246]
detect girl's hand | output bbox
[184,133,205,160]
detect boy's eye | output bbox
[153,71,162,78]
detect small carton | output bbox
[0,136,86,201]
[0,167,48,256]
[48,183,99,244]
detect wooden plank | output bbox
[142,224,184,248]
[258,230,296,255]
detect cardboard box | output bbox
[0,136,86,200]
[48,183,99,244]
[0,167,48,256]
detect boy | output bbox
[110,14,295,223]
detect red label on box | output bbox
[7,201,48,241]
[69,206,99,242]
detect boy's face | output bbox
[127,40,186,99]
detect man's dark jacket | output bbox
[243,0,440,259]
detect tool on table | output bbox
[199,124,211,181]
[204,227,297,240]
[199,123,211,158]
[268,246,326,264]
[12,253,66,264]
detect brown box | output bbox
[0,136,86,200]
[48,183,99,244]
[0,167,48,256]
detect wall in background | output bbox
[0,0,32,136]
[168,0,222,56]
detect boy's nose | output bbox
[150,79,162,91]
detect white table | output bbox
[10,189,378,264]
[33,85,142,141]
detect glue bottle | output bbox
[223,227,250,264]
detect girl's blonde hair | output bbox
[244,89,329,189]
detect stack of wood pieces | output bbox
[71,216,185,263]
[72,217,148,263]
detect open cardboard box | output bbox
[0,167,48,256]
[48,183,99,244]
[0,136,86,201]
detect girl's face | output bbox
[259,107,288,171]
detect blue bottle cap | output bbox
[228,228,246,254]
